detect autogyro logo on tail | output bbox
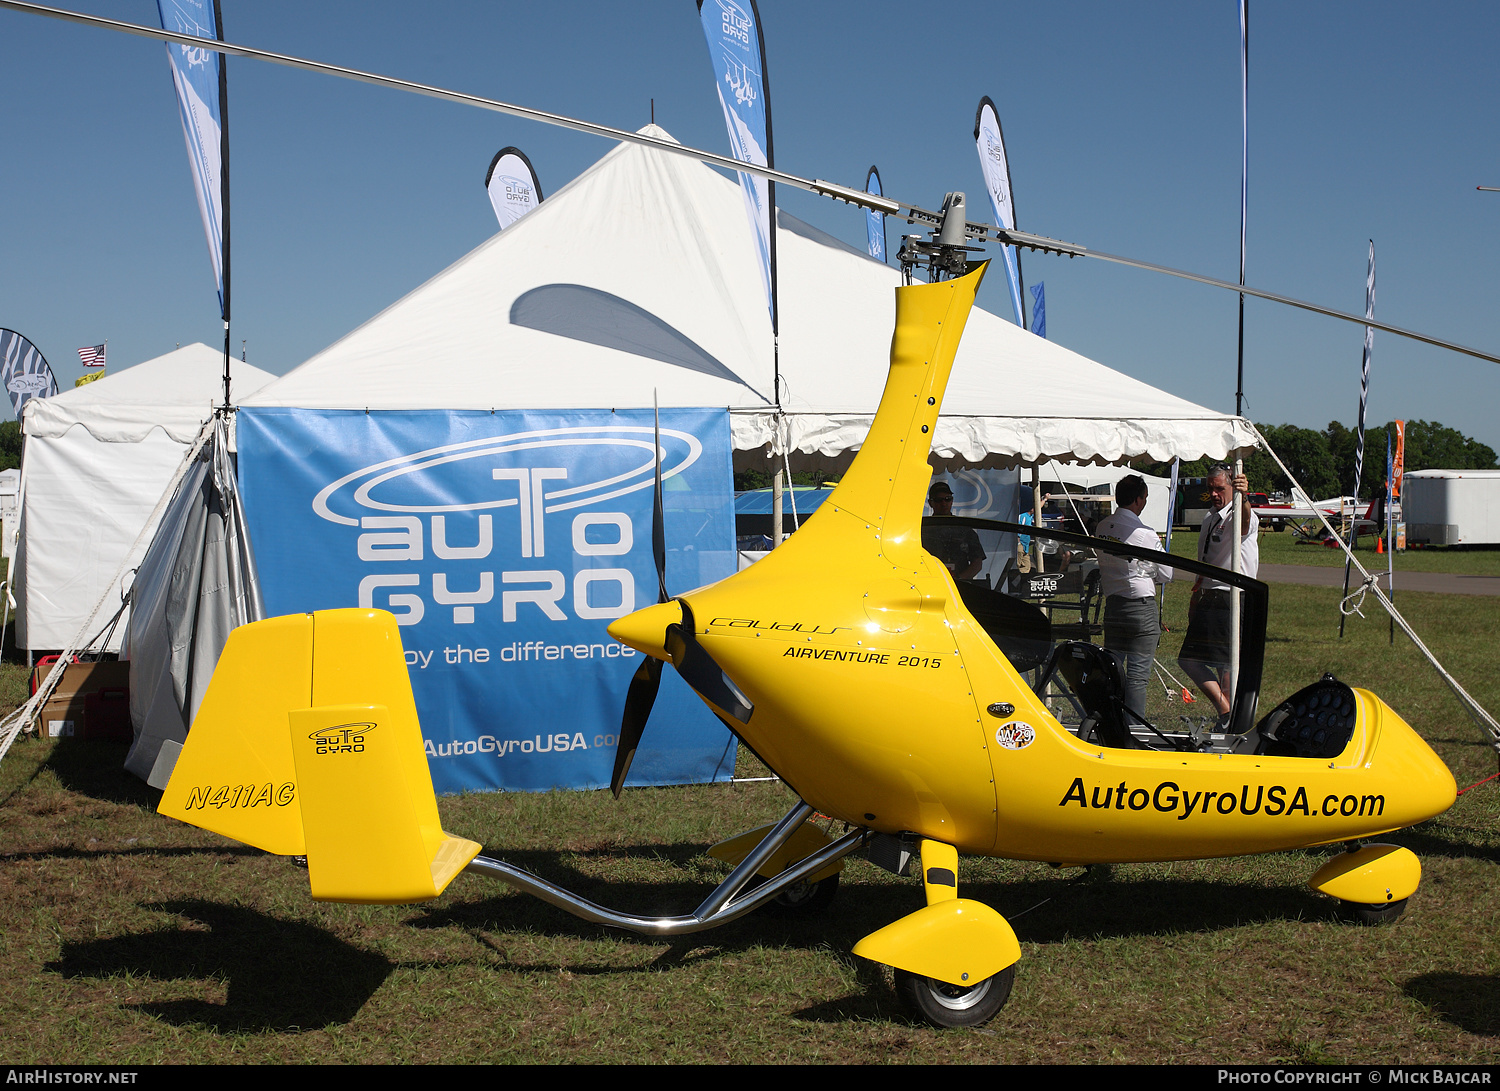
[310,723,375,756]
[312,425,702,631]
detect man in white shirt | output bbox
[1177,465,1259,718]
[1094,475,1173,719]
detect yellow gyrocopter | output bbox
[158,260,1455,1029]
[0,0,1473,1030]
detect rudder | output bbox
[159,609,481,903]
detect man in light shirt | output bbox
[1094,475,1173,719]
[1177,465,1259,718]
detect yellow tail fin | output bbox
[159,609,481,904]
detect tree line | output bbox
[1145,420,1497,499]
[735,419,1496,502]
[0,421,19,473]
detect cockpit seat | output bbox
[954,580,1053,673]
[1043,641,1146,750]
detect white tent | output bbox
[14,344,274,651]
[243,126,1254,468]
[1032,465,1175,534]
[0,468,19,559]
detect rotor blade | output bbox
[0,2,898,215]
[7,0,1497,368]
[610,655,662,798]
[665,603,753,725]
[986,231,1500,367]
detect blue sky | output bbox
[2,1,1498,451]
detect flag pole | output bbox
[1230,0,1248,707]
[1339,240,1376,638]
[215,0,231,413]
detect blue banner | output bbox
[864,165,886,263]
[699,0,776,330]
[974,97,1025,326]
[157,0,227,318]
[1354,240,1375,498]
[1029,282,1046,339]
[236,408,739,795]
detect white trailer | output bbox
[1403,469,1500,546]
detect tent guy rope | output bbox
[0,418,214,765]
[1251,423,1500,752]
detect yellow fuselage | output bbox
[609,265,1456,864]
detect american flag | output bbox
[77,343,106,368]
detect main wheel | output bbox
[1345,897,1408,926]
[752,871,840,915]
[894,964,1015,1028]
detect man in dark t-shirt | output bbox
[922,481,985,580]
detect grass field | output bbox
[3,583,1499,1064]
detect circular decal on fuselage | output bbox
[995,721,1035,750]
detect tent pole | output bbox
[1032,465,1043,574]
[223,320,232,412]
[772,468,783,548]
[1230,0,1248,710]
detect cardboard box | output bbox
[40,660,131,741]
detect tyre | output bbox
[748,871,840,915]
[1345,897,1408,926]
[894,963,1015,1028]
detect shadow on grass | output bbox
[47,900,395,1033]
[971,874,1333,942]
[3,844,266,864]
[1405,972,1500,1036]
[790,956,908,1026]
[1357,825,1500,866]
[38,739,158,808]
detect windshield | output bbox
[923,516,1268,748]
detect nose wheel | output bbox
[895,964,1015,1028]
[1344,897,1408,926]
[1310,845,1420,927]
[854,839,1022,1028]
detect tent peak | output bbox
[635,122,679,145]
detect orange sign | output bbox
[1392,420,1406,498]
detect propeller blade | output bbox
[610,601,752,796]
[610,396,671,798]
[665,602,753,725]
[610,655,662,798]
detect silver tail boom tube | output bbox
[463,803,868,937]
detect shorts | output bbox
[1178,589,1233,669]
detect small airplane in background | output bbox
[1252,492,1382,540]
